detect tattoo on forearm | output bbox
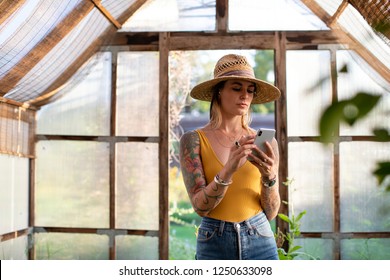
[179,131,227,215]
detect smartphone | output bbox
[251,128,275,157]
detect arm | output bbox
[249,138,281,220]
[179,131,229,217]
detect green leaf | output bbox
[319,100,348,143]
[339,64,348,73]
[278,213,291,223]
[345,92,381,125]
[373,128,390,142]
[319,93,381,143]
[295,210,307,222]
[373,161,390,191]
[289,245,302,253]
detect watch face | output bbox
[264,179,276,187]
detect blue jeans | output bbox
[196,212,279,260]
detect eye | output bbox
[247,89,255,94]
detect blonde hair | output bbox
[209,82,252,130]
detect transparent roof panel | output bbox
[229,0,328,31]
[314,0,390,72]
[4,8,111,102]
[338,5,390,69]
[120,0,216,32]
[0,0,81,78]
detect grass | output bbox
[169,224,197,260]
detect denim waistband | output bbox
[200,211,268,234]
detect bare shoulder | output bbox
[180,130,200,147]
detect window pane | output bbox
[0,236,28,260]
[340,142,390,232]
[295,238,334,260]
[116,143,159,230]
[229,0,327,31]
[288,142,334,232]
[116,235,158,260]
[37,52,111,136]
[0,103,35,157]
[34,233,109,260]
[287,51,332,136]
[35,141,110,228]
[341,239,390,260]
[0,155,29,235]
[120,0,216,32]
[337,50,390,136]
[116,52,159,137]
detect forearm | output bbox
[190,179,229,216]
[260,183,280,221]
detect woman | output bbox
[179,54,281,260]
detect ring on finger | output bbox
[235,141,241,148]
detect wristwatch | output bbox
[262,176,277,188]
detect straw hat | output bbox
[190,54,280,104]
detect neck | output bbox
[218,115,243,134]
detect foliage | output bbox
[276,210,309,260]
[275,179,318,260]
[318,64,390,191]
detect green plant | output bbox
[275,179,318,260]
[276,209,316,260]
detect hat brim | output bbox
[190,76,281,104]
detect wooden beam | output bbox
[0,1,95,96]
[327,0,349,28]
[0,0,26,26]
[216,0,228,32]
[274,31,289,241]
[113,30,350,50]
[159,32,170,260]
[90,0,122,29]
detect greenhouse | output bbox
[0,0,389,261]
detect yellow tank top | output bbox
[196,129,263,222]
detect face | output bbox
[219,79,255,116]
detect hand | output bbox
[224,135,256,173]
[248,140,277,180]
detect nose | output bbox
[240,89,250,99]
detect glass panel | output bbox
[314,0,343,16]
[34,233,109,260]
[120,0,216,32]
[0,103,35,157]
[102,0,138,18]
[116,52,159,137]
[0,155,29,235]
[0,236,28,260]
[287,51,332,136]
[35,141,110,228]
[116,143,159,230]
[37,52,111,136]
[341,239,390,260]
[288,142,334,232]
[229,0,328,31]
[338,6,390,69]
[340,142,390,232]
[337,50,390,136]
[295,238,334,260]
[116,235,158,260]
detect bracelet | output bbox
[214,173,232,186]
